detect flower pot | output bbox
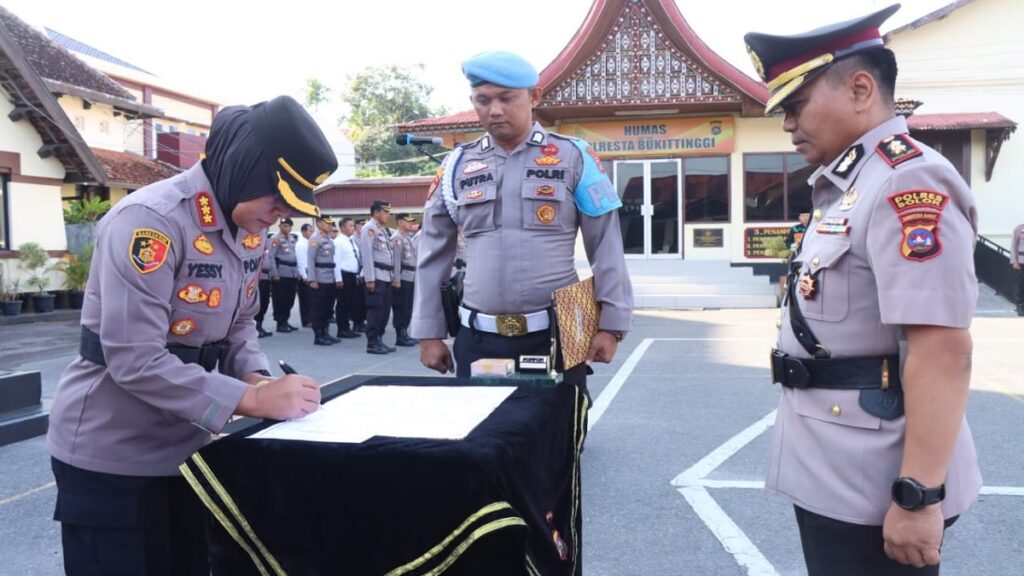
[31,293,56,314]
[2,300,22,316]
[68,290,85,310]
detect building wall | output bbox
[150,94,213,129]
[59,95,137,153]
[886,0,1024,241]
[0,96,65,180]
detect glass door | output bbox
[614,159,681,259]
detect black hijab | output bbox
[201,105,276,234]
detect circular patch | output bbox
[170,319,196,336]
[907,228,935,253]
[177,284,208,304]
[541,143,559,156]
[536,204,557,224]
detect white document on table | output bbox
[247,385,517,444]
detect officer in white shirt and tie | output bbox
[333,216,362,339]
[295,223,312,327]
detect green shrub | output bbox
[63,197,111,224]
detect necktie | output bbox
[350,237,361,273]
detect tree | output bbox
[341,64,445,177]
[304,77,331,111]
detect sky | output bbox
[3,0,953,121]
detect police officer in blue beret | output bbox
[746,5,981,575]
[412,51,634,380]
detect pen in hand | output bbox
[279,360,297,375]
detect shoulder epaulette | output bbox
[876,133,922,168]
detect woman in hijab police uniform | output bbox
[46,96,336,575]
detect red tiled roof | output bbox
[907,112,1017,131]
[91,148,181,189]
[398,110,482,133]
[0,6,134,101]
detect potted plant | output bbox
[763,236,794,305]
[53,244,92,309]
[63,197,111,255]
[0,274,22,316]
[18,242,56,313]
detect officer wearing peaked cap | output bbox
[308,215,342,345]
[361,200,399,354]
[746,6,981,574]
[391,213,419,347]
[268,217,300,333]
[46,95,331,574]
[413,51,633,383]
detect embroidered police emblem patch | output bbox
[535,155,561,166]
[194,192,217,227]
[193,234,214,255]
[208,287,222,308]
[170,318,196,336]
[536,204,557,223]
[242,233,263,249]
[899,214,942,261]
[536,185,556,197]
[462,161,488,174]
[177,284,208,304]
[130,228,171,274]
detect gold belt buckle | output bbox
[495,314,529,337]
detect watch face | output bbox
[892,478,925,509]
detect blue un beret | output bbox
[462,51,539,89]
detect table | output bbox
[181,375,588,576]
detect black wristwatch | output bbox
[601,330,625,342]
[891,477,945,510]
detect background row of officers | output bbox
[254,202,420,354]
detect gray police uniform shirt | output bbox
[306,231,340,283]
[394,231,418,282]
[767,116,982,525]
[1011,224,1024,264]
[411,122,633,339]
[268,232,300,279]
[47,163,269,477]
[359,218,396,283]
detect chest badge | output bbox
[832,144,864,178]
[177,284,209,304]
[798,273,817,299]
[536,185,556,197]
[246,278,256,300]
[536,204,557,224]
[465,189,485,200]
[839,187,859,211]
[541,143,559,156]
[462,161,488,174]
[170,319,196,336]
[207,287,222,308]
[242,233,263,249]
[130,228,171,275]
[193,234,214,255]
[194,192,217,227]
[535,155,561,166]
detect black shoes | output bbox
[352,322,366,334]
[395,329,418,347]
[314,329,334,345]
[276,322,295,333]
[337,328,360,339]
[366,337,391,355]
[257,326,273,338]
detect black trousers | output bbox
[271,276,298,323]
[310,282,336,334]
[795,506,957,576]
[365,282,393,339]
[392,280,415,330]
[297,280,311,325]
[1015,268,1024,306]
[255,278,271,326]
[351,277,367,325]
[51,458,209,576]
[336,271,361,330]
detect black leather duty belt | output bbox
[374,262,393,271]
[80,326,224,372]
[314,263,334,269]
[401,264,416,272]
[770,349,901,390]
[275,258,297,266]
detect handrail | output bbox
[977,234,1009,257]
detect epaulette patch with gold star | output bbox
[194,192,217,227]
[876,134,922,168]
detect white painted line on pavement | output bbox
[677,486,780,576]
[672,410,777,486]
[980,486,1024,496]
[0,481,55,507]
[588,338,653,432]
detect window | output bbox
[155,123,164,133]
[744,153,813,222]
[914,131,970,185]
[684,156,729,222]
[168,126,178,133]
